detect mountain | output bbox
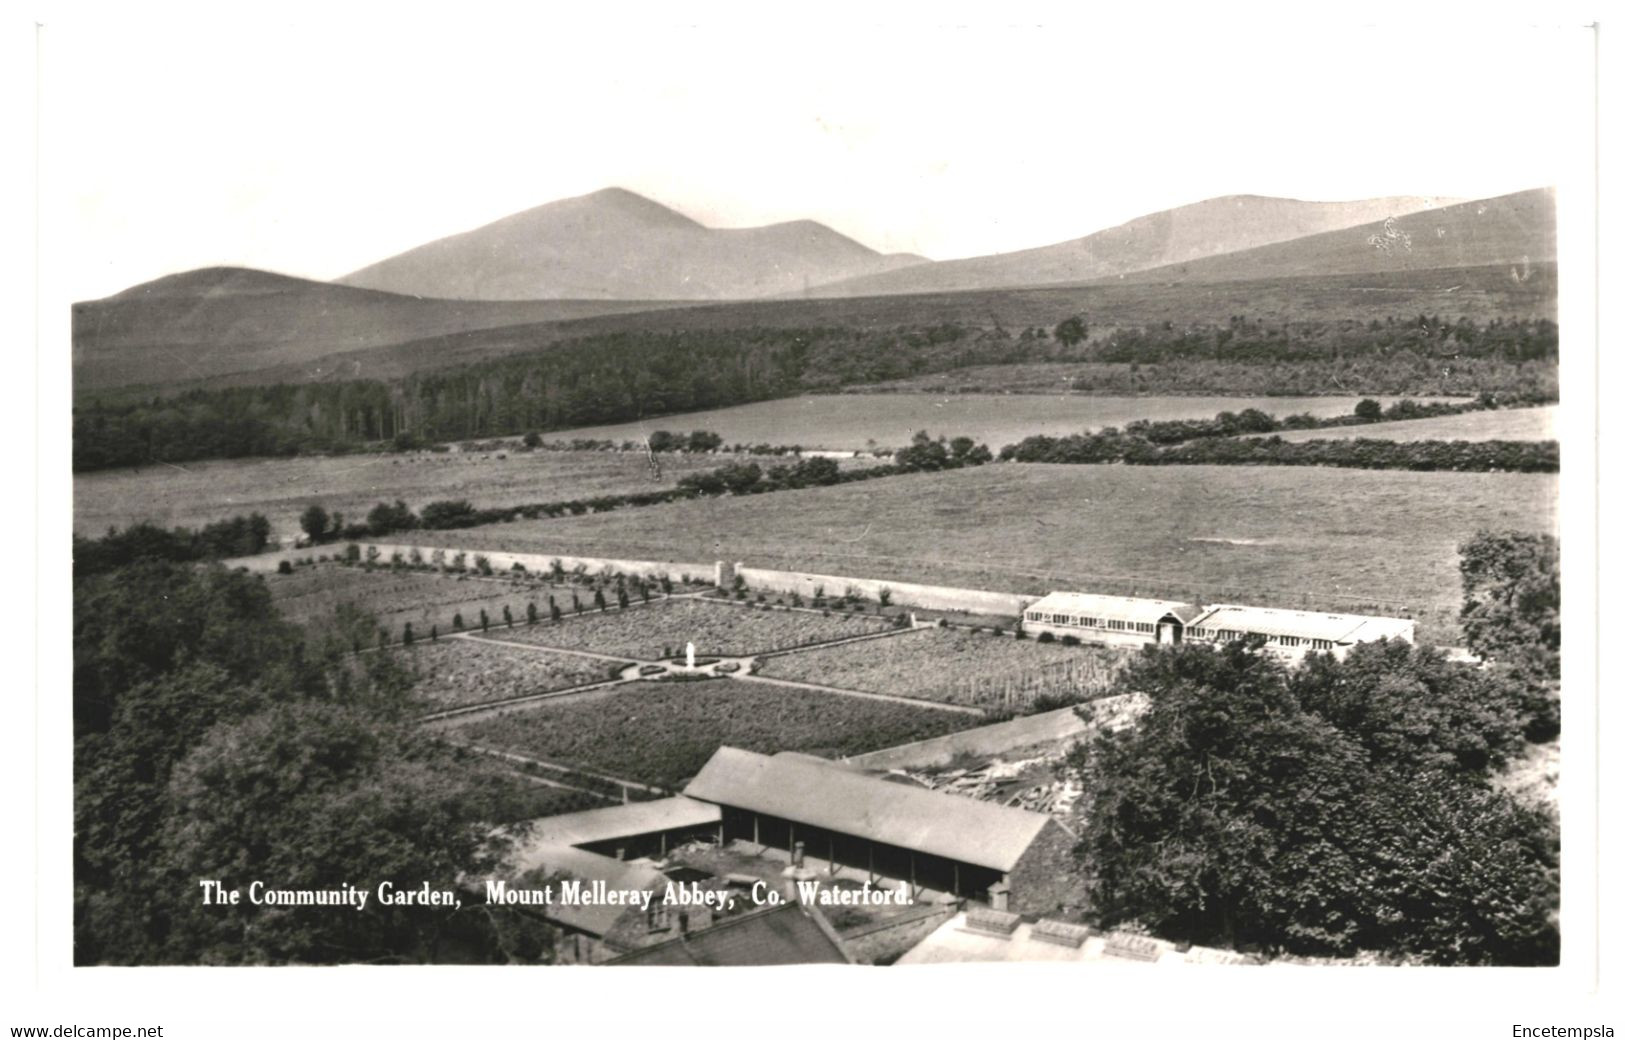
[801,194,1459,298]
[1112,188,1556,285]
[335,187,930,301]
[72,267,687,391]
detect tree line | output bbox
[1071,530,1560,964]
[73,560,564,964]
[298,431,994,543]
[1000,402,1558,473]
[72,313,1557,472]
[1005,432,1557,473]
[74,513,272,577]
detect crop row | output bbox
[450,679,978,791]
[758,626,1129,708]
[491,598,898,661]
[403,640,628,708]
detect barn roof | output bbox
[527,797,722,849]
[1027,591,1203,625]
[1190,604,1415,644]
[606,901,854,966]
[512,845,668,937]
[683,748,1052,873]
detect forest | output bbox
[72,314,1558,471]
[73,559,566,964]
[1072,531,1559,965]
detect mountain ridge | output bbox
[799,193,1464,298]
[336,187,929,301]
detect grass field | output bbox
[542,393,1457,453]
[758,626,1128,708]
[494,598,895,660]
[423,463,1557,645]
[1264,406,1557,443]
[72,447,766,543]
[402,640,629,708]
[450,679,979,790]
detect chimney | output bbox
[989,881,1011,912]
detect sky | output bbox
[45,7,1590,300]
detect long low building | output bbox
[1184,603,1415,657]
[1020,591,1206,649]
[683,748,1084,915]
[1021,590,1414,661]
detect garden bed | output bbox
[490,597,897,660]
[402,639,630,708]
[758,626,1129,710]
[449,679,978,790]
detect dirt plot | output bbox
[1262,406,1557,443]
[758,627,1127,708]
[492,598,897,660]
[400,640,629,709]
[451,679,978,790]
[267,566,592,640]
[72,447,782,543]
[429,464,1556,646]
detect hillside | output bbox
[1115,188,1555,285]
[801,194,1457,298]
[113,262,1553,396]
[71,267,687,390]
[336,187,929,301]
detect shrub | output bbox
[1037,631,1056,643]
[453,612,465,631]
[1061,634,1081,647]
[276,560,293,575]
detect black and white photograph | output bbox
[8,2,1616,1036]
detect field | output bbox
[542,393,1458,453]
[757,627,1129,709]
[493,597,895,660]
[424,463,1557,645]
[72,447,779,543]
[1264,406,1557,443]
[403,640,629,709]
[266,566,591,641]
[449,679,980,790]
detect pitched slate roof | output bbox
[683,748,1052,873]
[1026,591,1203,625]
[606,902,854,966]
[1190,604,1415,644]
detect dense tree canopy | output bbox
[1071,639,1558,965]
[74,557,558,965]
